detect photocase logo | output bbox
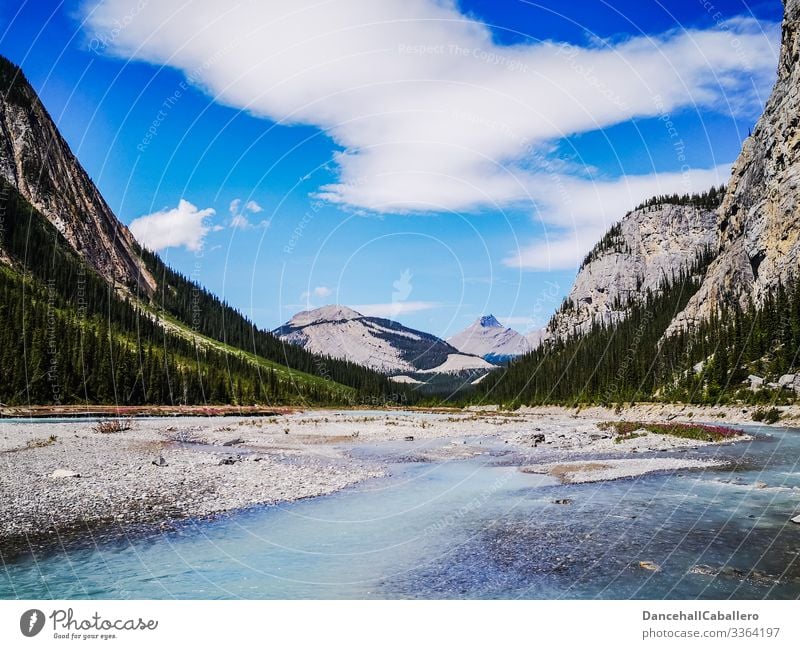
[20,609,45,637]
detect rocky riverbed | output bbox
[0,406,760,560]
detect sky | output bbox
[0,0,784,337]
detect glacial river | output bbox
[1,422,799,599]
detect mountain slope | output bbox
[447,315,530,362]
[274,305,490,373]
[0,55,401,405]
[0,56,155,295]
[667,0,800,335]
[544,197,720,342]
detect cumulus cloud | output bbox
[228,197,268,229]
[301,286,333,301]
[129,199,215,252]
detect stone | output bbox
[667,0,800,335]
[545,203,719,341]
[638,561,661,572]
[748,375,765,391]
[404,436,415,441]
[0,61,156,295]
[778,374,797,389]
[222,438,244,447]
[50,469,80,479]
[791,514,800,524]
[151,456,168,467]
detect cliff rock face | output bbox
[0,56,155,294]
[546,203,718,340]
[667,0,800,334]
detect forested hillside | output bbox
[0,178,402,406]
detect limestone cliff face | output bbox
[546,203,718,340]
[666,0,800,334]
[0,56,155,294]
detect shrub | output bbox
[94,419,133,434]
[751,407,781,424]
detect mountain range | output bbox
[1,0,799,407]
[0,55,399,407]
[273,305,496,374]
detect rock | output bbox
[778,374,796,389]
[747,375,765,391]
[218,456,241,465]
[666,0,800,335]
[50,469,80,479]
[754,481,768,489]
[0,58,155,294]
[151,456,168,467]
[545,203,719,341]
[404,436,415,441]
[791,514,800,524]
[222,437,244,447]
[638,561,661,572]
[553,498,573,505]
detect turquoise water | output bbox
[1,423,800,599]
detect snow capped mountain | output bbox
[447,315,531,362]
[274,305,490,374]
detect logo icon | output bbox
[20,609,45,637]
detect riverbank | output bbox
[0,406,761,561]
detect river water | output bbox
[1,421,799,599]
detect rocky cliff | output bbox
[545,203,718,340]
[666,0,800,334]
[0,55,155,294]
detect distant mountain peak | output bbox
[448,315,530,360]
[288,304,362,327]
[275,305,491,373]
[478,314,502,328]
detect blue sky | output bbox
[0,0,784,337]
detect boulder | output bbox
[50,469,80,479]
[778,374,796,389]
[747,375,765,391]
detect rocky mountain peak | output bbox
[478,314,501,328]
[0,55,155,295]
[545,201,719,341]
[666,0,800,334]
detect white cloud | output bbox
[353,301,443,319]
[504,164,730,270]
[228,196,268,229]
[87,0,778,216]
[300,286,333,301]
[129,199,215,252]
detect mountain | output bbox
[0,55,400,406]
[0,57,154,295]
[543,198,721,342]
[274,305,492,373]
[482,0,800,406]
[447,315,531,362]
[666,0,800,336]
